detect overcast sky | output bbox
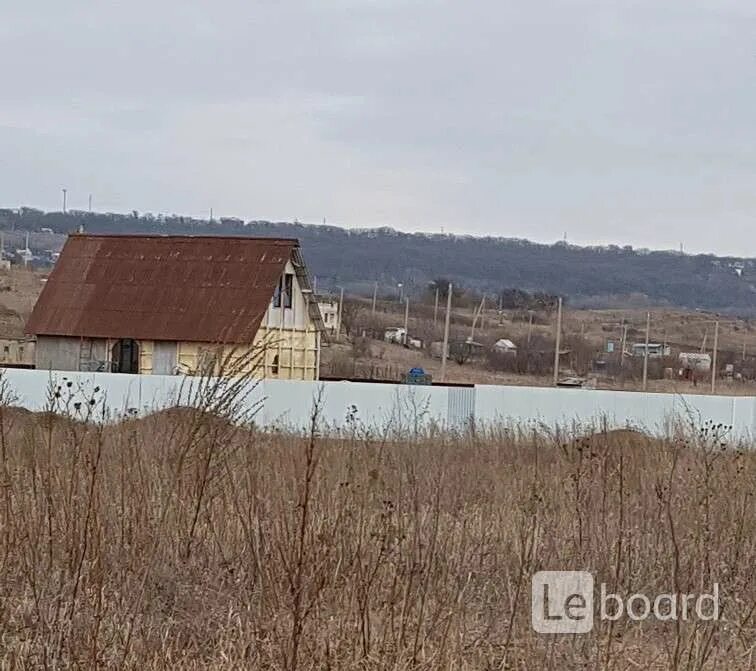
[1,0,754,256]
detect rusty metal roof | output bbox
[26,234,307,343]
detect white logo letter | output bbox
[600,583,624,621]
[696,584,720,622]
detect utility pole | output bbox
[398,283,403,303]
[527,311,534,346]
[642,311,651,391]
[620,322,628,368]
[337,287,344,339]
[403,297,409,346]
[440,283,452,382]
[552,297,563,386]
[371,281,378,315]
[470,294,485,342]
[433,287,439,326]
[88,194,92,212]
[312,275,318,294]
[62,188,67,213]
[711,320,719,393]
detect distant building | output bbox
[384,327,407,344]
[0,338,34,368]
[632,343,671,358]
[26,234,324,378]
[493,338,517,354]
[317,297,340,336]
[407,336,423,349]
[679,352,711,373]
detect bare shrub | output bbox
[0,382,753,669]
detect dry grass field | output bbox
[0,381,754,669]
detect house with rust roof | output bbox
[25,234,324,378]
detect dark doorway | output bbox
[112,339,140,374]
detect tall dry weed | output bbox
[0,374,753,669]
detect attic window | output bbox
[273,273,293,308]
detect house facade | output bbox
[25,234,324,379]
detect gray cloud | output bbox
[0,0,754,255]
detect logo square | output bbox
[531,571,594,634]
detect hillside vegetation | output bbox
[2,208,755,312]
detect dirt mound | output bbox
[101,405,255,441]
[572,427,658,449]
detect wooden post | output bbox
[711,320,719,393]
[620,323,628,368]
[278,282,284,379]
[552,297,562,386]
[642,311,650,391]
[440,283,452,382]
[290,280,296,379]
[433,287,439,326]
[315,330,321,380]
[371,281,377,315]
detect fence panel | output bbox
[0,369,752,441]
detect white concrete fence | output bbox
[1,368,754,443]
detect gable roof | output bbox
[494,338,517,349]
[26,234,322,343]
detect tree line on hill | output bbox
[1,207,754,313]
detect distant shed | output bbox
[493,338,517,353]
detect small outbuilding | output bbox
[493,338,518,354]
[317,296,340,336]
[25,234,324,378]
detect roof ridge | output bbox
[70,233,300,244]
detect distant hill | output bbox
[2,207,755,313]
